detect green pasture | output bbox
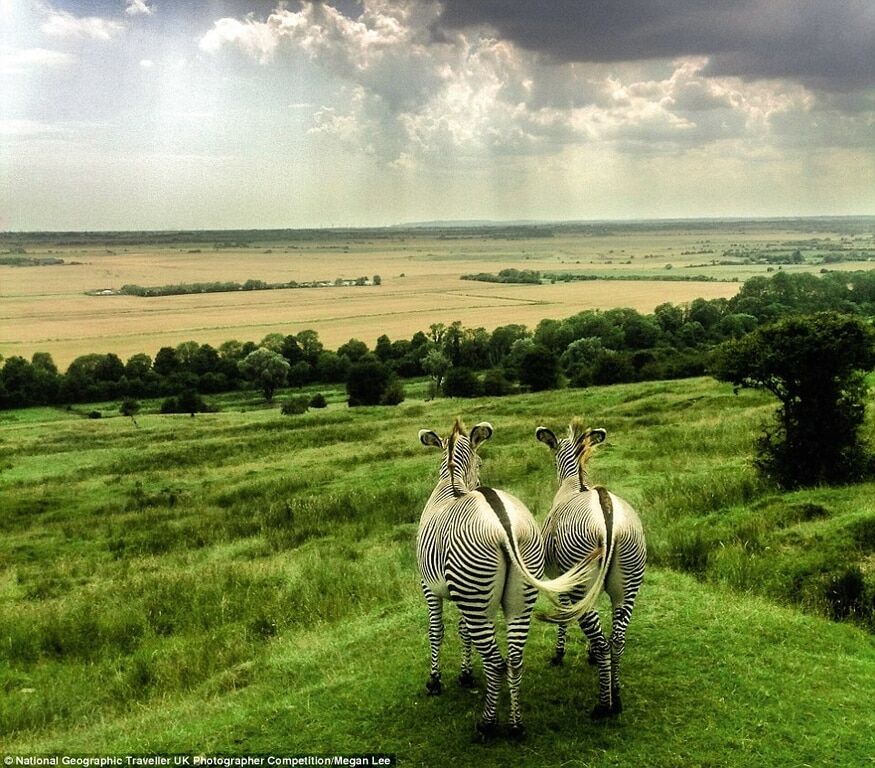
[1,378,873,765]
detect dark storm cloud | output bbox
[436,0,875,91]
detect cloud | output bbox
[125,0,154,16]
[436,1,875,92]
[139,58,154,68]
[199,1,873,165]
[0,119,58,136]
[41,9,124,40]
[0,45,76,73]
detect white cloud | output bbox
[125,0,154,16]
[199,1,872,166]
[41,9,124,40]
[139,58,154,68]
[0,45,76,74]
[199,15,279,64]
[0,119,57,136]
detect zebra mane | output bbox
[568,418,600,468]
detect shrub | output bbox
[88,410,102,419]
[347,360,391,406]
[280,396,310,415]
[379,379,406,406]
[309,393,328,409]
[160,391,210,415]
[442,366,481,398]
[712,312,875,488]
[119,397,140,417]
[481,369,512,396]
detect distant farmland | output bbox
[2,219,871,367]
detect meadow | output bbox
[1,377,873,765]
[3,218,872,367]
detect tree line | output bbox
[2,269,873,410]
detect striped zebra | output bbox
[535,419,646,720]
[417,418,601,738]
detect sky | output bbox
[1,0,873,230]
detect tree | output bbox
[422,348,451,395]
[239,348,290,402]
[519,345,560,392]
[337,338,369,362]
[120,397,141,423]
[347,359,393,406]
[443,366,482,398]
[712,312,875,488]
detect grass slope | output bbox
[1,378,873,763]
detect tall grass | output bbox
[1,377,872,749]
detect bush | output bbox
[280,396,310,415]
[712,312,875,488]
[379,379,405,406]
[119,397,140,417]
[309,393,328,409]
[481,369,512,396]
[347,360,391,406]
[160,391,211,415]
[442,366,481,398]
[88,410,102,419]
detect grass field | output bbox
[3,220,872,367]
[2,377,873,764]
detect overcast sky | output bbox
[2,0,873,230]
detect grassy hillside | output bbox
[1,378,873,764]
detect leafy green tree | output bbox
[239,348,290,402]
[120,397,141,418]
[443,366,481,398]
[337,338,369,362]
[519,344,560,392]
[347,359,392,406]
[422,348,451,393]
[712,312,875,488]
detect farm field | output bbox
[2,218,872,367]
[1,378,873,764]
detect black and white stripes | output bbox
[416,418,601,738]
[536,420,647,720]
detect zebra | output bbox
[535,419,646,720]
[417,418,601,738]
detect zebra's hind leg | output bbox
[609,600,636,715]
[579,609,613,720]
[465,616,506,737]
[551,594,572,666]
[421,582,444,695]
[458,616,475,688]
[506,611,534,739]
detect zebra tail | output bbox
[536,542,611,624]
[501,527,604,604]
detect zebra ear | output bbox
[587,428,607,445]
[419,429,443,449]
[469,422,493,449]
[536,426,559,450]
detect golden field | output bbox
[2,224,870,367]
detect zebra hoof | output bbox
[550,651,565,667]
[611,693,623,715]
[475,719,500,741]
[425,674,442,696]
[458,670,476,688]
[590,703,613,721]
[508,724,527,742]
[587,648,598,666]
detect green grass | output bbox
[1,377,873,763]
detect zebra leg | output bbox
[458,616,475,687]
[609,600,636,715]
[551,593,572,666]
[579,609,613,720]
[506,612,533,739]
[421,582,444,695]
[465,617,506,737]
